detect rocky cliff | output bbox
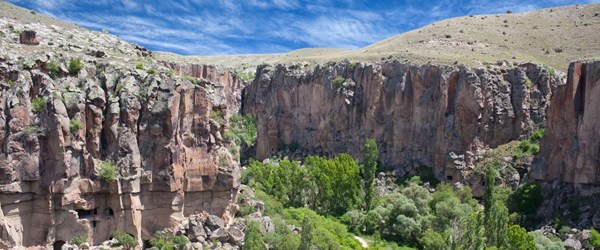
[243,61,560,182]
[0,54,243,247]
[531,61,600,184]
[527,61,600,228]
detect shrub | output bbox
[146,67,156,75]
[166,69,175,77]
[244,221,265,250]
[112,231,137,250]
[591,229,600,248]
[226,114,257,147]
[99,161,118,182]
[531,129,544,143]
[530,231,564,250]
[69,235,88,245]
[47,61,60,79]
[68,58,83,76]
[211,109,225,124]
[237,71,256,82]
[70,118,83,132]
[31,97,48,113]
[149,231,188,250]
[23,124,43,136]
[507,183,542,226]
[349,62,357,71]
[135,63,144,70]
[238,204,257,217]
[182,75,199,85]
[333,76,345,89]
[507,225,536,250]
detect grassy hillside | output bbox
[159,4,600,71]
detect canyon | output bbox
[0,1,599,249]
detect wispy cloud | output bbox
[5,0,598,55]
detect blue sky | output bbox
[6,0,600,55]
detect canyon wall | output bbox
[243,61,560,181]
[0,58,242,248]
[531,61,600,184]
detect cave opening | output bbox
[53,240,65,250]
[104,208,114,216]
[76,209,93,218]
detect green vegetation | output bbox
[69,235,88,246]
[237,71,256,82]
[530,231,564,250]
[507,183,543,227]
[183,75,200,85]
[149,231,189,250]
[363,138,378,210]
[524,77,534,89]
[333,76,346,89]
[591,229,600,248]
[99,161,118,182]
[146,67,157,75]
[513,129,544,158]
[507,225,536,250]
[47,61,60,79]
[211,109,225,124]
[135,62,144,70]
[244,221,265,250]
[22,124,43,136]
[68,58,83,76]
[31,97,48,113]
[224,114,257,147]
[69,118,83,132]
[166,69,175,77]
[349,62,357,71]
[112,231,136,250]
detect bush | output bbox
[69,235,88,245]
[507,225,536,250]
[47,61,60,79]
[244,221,265,250]
[149,231,189,250]
[530,231,564,250]
[70,118,83,132]
[211,109,225,124]
[333,76,346,89]
[146,67,157,74]
[99,161,118,182]
[226,114,257,147]
[591,229,600,248]
[112,231,137,250]
[507,183,542,226]
[31,97,48,113]
[68,58,83,76]
[237,204,257,217]
[166,69,175,77]
[135,63,144,70]
[531,129,544,143]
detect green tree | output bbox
[244,221,265,250]
[363,138,378,209]
[420,229,448,250]
[507,225,536,250]
[305,154,362,215]
[483,164,509,248]
[112,231,137,250]
[298,216,315,250]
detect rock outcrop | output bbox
[0,55,243,248]
[243,61,559,182]
[530,61,600,228]
[531,61,600,184]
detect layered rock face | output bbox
[0,58,242,248]
[531,61,600,184]
[243,61,559,181]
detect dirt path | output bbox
[354,235,369,248]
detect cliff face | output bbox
[531,61,600,184]
[0,57,242,248]
[243,61,559,181]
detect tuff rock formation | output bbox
[530,61,600,228]
[0,55,243,248]
[531,61,600,184]
[243,61,560,184]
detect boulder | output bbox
[19,30,39,45]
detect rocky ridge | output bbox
[0,13,246,249]
[243,61,560,195]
